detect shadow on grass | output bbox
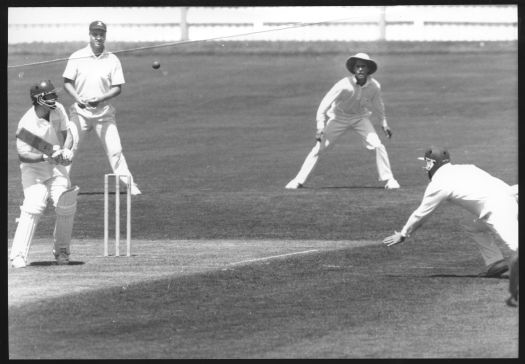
[78,191,128,195]
[302,185,421,190]
[29,261,85,266]
[298,185,384,190]
[429,274,509,279]
[320,186,385,190]
[385,273,509,279]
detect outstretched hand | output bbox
[59,149,74,166]
[383,231,405,247]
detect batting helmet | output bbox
[30,80,57,109]
[418,146,451,179]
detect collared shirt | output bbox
[62,44,125,115]
[315,75,386,129]
[16,103,70,180]
[400,163,516,237]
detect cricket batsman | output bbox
[10,80,79,268]
[383,147,518,305]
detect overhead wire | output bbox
[8,15,368,69]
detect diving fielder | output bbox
[383,147,518,305]
[286,53,400,190]
[63,20,141,195]
[10,80,78,268]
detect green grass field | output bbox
[7,41,518,358]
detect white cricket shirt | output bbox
[16,103,70,180]
[400,163,516,237]
[62,45,125,117]
[316,76,386,130]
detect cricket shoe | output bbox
[384,179,400,190]
[55,248,70,265]
[11,255,27,268]
[285,180,304,189]
[479,258,509,278]
[130,183,142,196]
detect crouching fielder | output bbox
[10,80,79,268]
[285,53,400,190]
[383,146,518,306]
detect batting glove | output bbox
[45,146,62,164]
[59,148,74,166]
[383,231,405,247]
[42,154,54,164]
[382,125,393,139]
[44,154,61,164]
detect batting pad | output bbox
[10,211,41,262]
[53,186,80,254]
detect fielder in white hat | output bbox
[346,52,378,75]
[285,52,400,190]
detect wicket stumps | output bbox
[104,174,131,257]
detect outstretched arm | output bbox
[383,183,448,246]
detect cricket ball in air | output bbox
[152,60,160,69]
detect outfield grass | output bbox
[7,42,518,358]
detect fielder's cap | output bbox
[346,53,377,74]
[89,20,107,32]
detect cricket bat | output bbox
[16,127,58,156]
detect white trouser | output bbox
[67,105,134,186]
[292,116,394,185]
[482,197,519,252]
[462,218,505,266]
[462,196,519,266]
[10,176,70,262]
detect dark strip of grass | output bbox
[8,40,517,58]
[9,243,516,359]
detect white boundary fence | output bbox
[8,6,517,44]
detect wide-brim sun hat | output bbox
[346,53,377,74]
